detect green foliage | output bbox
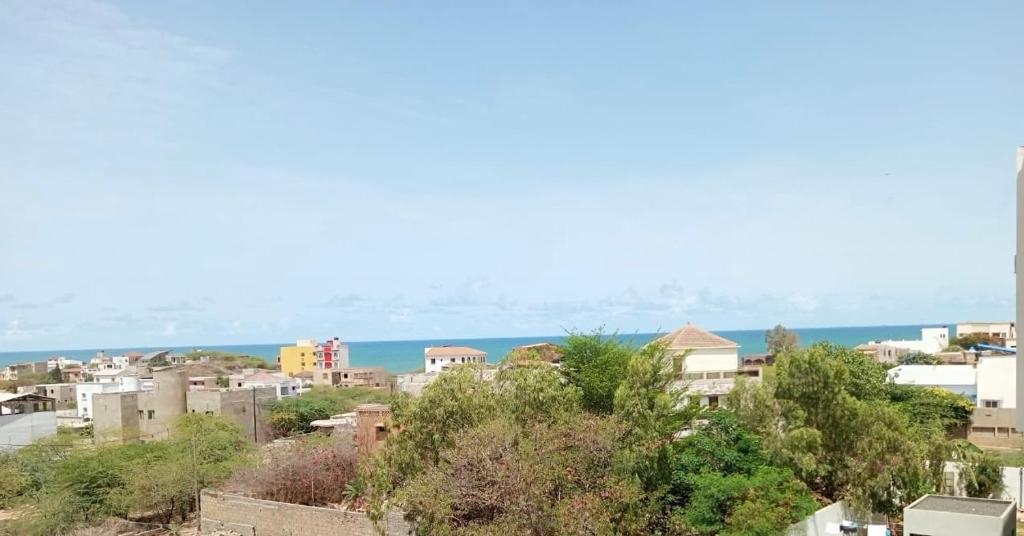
[950,441,1005,498]
[887,384,973,433]
[183,350,272,369]
[765,324,800,356]
[899,351,943,365]
[949,333,998,351]
[3,414,251,535]
[558,330,635,414]
[268,386,390,437]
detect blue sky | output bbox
[1,0,1021,350]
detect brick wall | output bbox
[200,490,413,536]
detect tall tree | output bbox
[765,324,799,356]
[558,330,635,414]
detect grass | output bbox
[983,448,1024,468]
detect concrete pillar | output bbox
[1016,147,1024,429]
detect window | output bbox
[147,410,155,419]
[430,358,435,365]
[983,400,1001,408]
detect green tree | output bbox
[765,324,799,356]
[949,333,999,351]
[899,351,943,365]
[558,330,635,414]
[47,364,62,383]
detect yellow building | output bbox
[279,339,318,376]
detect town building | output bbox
[903,495,1015,536]
[853,342,907,365]
[1,361,48,381]
[77,372,144,420]
[60,366,84,383]
[316,337,350,370]
[424,345,487,373]
[867,326,949,355]
[17,383,77,410]
[92,368,188,443]
[279,339,319,376]
[186,386,277,444]
[658,323,750,408]
[957,322,1016,348]
[235,370,301,399]
[886,365,977,403]
[46,357,83,371]
[0,392,57,451]
[313,367,391,390]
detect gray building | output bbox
[0,392,57,451]
[93,368,188,444]
[18,383,78,410]
[904,495,1016,536]
[186,387,277,443]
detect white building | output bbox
[869,327,949,355]
[46,357,83,371]
[316,337,351,370]
[76,371,143,421]
[976,356,1016,409]
[658,322,745,408]
[424,346,487,374]
[887,364,977,403]
[236,371,301,400]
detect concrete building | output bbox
[236,370,300,399]
[77,372,144,421]
[977,356,1016,409]
[1,361,48,381]
[17,383,77,410]
[46,357,83,371]
[957,322,1016,348]
[657,323,746,408]
[0,392,57,451]
[279,339,319,376]
[187,387,277,444]
[904,495,1015,536]
[854,342,907,365]
[316,337,350,370]
[868,326,950,355]
[424,345,487,374]
[887,365,977,403]
[92,368,188,443]
[354,403,391,456]
[313,367,391,390]
[60,366,84,383]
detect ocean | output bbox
[0,324,936,374]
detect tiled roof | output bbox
[658,323,739,349]
[425,345,487,357]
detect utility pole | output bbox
[252,386,258,444]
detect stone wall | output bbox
[200,490,413,536]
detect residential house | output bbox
[17,383,77,410]
[186,386,277,444]
[854,342,907,365]
[313,367,391,390]
[92,368,188,443]
[1,361,48,381]
[77,371,144,420]
[424,345,487,373]
[46,357,83,371]
[659,323,744,408]
[316,337,350,370]
[957,322,1016,348]
[60,366,84,383]
[0,392,57,451]
[236,371,301,399]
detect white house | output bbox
[956,322,1016,348]
[887,365,977,403]
[658,323,743,408]
[76,372,143,420]
[975,356,1016,409]
[424,346,487,374]
[237,371,301,400]
[869,327,949,355]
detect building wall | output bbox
[424,353,486,373]
[280,344,317,376]
[186,387,276,444]
[0,412,57,451]
[355,405,391,456]
[19,384,77,410]
[675,347,739,374]
[93,391,141,443]
[200,490,412,536]
[977,357,1016,409]
[786,501,852,536]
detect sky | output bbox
[1,0,1022,351]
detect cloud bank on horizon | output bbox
[1,0,1020,350]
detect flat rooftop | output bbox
[908,495,1013,517]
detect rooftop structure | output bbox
[904,495,1015,536]
[868,326,949,355]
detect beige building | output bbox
[92,368,188,444]
[658,323,746,408]
[187,387,277,444]
[313,367,391,390]
[957,322,1016,348]
[354,403,391,456]
[17,383,77,410]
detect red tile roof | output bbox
[657,323,739,349]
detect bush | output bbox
[268,386,391,437]
[227,435,359,507]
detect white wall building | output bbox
[237,371,301,400]
[957,322,1016,348]
[76,372,143,420]
[887,364,977,403]
[424,346,487,374]
[976,356,1016,409]
[869,327,949,355]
